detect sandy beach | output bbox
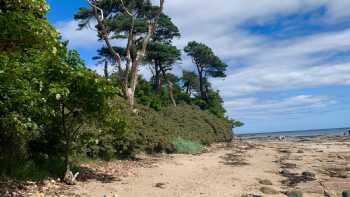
[12,136,350,197]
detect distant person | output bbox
[348,130,350,136]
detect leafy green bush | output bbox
[171,138,202,154]
[107,97,233,155]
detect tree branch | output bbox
[86,0,123,74]
[119,0,133,16]
[138,0,165,61]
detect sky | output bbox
[46,0,350,134]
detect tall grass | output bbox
[171,138,202,154]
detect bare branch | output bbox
[86,0,123,73]
[120,0,133,16]
[86,0,104,20]
[138,0,165,60]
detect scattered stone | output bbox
[287,190,303,197]
[260,187,279,194]
[279,149,292,154]
[280,169,290,175]
[297,150,304,153]
[281,170,315,186]
[338,155,345,159]
[259,179,273,185]
[302,171,316,178]
[283,163,297,169]
[343,190,350,197]
[154,182,166,189]
[327,168,349,178]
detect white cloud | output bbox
[165,1,350,96]
[55,0,350,122]
[163,0,350,121]
[225,95,335,119]
[56,20,99,48]
[213,62,350,97]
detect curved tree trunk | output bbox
[160,65,176,107]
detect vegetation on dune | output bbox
[0,0,242,181]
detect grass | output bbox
[171,138,202,154]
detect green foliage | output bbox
[184,41,228,102]
[0,0,58,51]
[0,0,128,178]
[75,0,163,51]
[153,14,181,42]
[232,120,244,128]
[184,41,228,79]
[0,0,63,173]
[109,97,233,155]
[171,138,202,154]
[181,70,199,96]
[0,0,240,181]
[147,42,181,66]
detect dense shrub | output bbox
[108,97,233,155]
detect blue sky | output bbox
[47,0,350,134]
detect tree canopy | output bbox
[184,41,228,102]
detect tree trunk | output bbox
[154,61,161,94]
[185,82,192,97]
[185,83,190,95]
[104,60,108,78]
[160,65,176,107]
[89,0,165,108]
[197,65,205,100]
[204,83,209,103]
[61,103,69,172]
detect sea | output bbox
[237,127,350,138]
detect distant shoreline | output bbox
[237,127,350,138]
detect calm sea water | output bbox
[237,127,350,138]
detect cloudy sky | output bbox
[47,0,350,133]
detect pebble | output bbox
[259,179,273,185]
[260,187,279,194]
[302,171,316,178]
[287,190,303,197]
[284,163,297,169]
[154,182,166,189]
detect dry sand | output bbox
[24,137,350,196]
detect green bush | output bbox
[107,97,233,155]
[171,138,202,154]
